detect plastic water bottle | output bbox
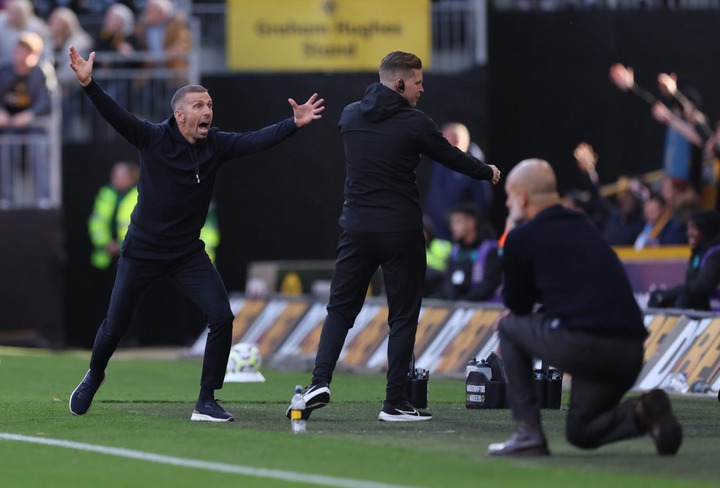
[290,385,306,434]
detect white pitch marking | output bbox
[0,433,421,488]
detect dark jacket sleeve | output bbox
[501,229,537,313]
[579,171,610,230]
[416,116,494,180]
[214,117,299,159]
[83,78,158,148]
[461,246,502,301]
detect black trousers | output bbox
[89,246,235,392]
[312,229,426,404]
[499,313,646,449]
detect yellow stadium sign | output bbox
[227,0,431,71]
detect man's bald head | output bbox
[507,159,558,199]
[505,159,561,223]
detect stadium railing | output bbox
[0,72,62,210]
[62,16,201,143]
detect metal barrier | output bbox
[62,54,197,142]
[190,3,227,74]
[0,83,62,210]
[62,16,201,143]
[432,0,487,71]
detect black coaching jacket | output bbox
[82,78,298,259]
[503,205,647,340]
[337,82,494,233]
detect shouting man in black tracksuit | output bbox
[288,51,501,422]
[67,46,325,421]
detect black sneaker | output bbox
[69,370,106,416]
[378,400,432,422]
[285,382,331,420]
[191,399,235,422]
[636,389,682,455]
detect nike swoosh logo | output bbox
[394,409,419,415]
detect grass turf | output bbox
[0,346,718,487]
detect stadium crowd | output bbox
[1,2,717,335]
[0,0,195,207]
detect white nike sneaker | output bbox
[378,400,432,422]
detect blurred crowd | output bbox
[0,0,193,105]
[0,0,193,207]
[2,0,718,310]
[423,103,720,311]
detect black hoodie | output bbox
[83,78,298,259]
[337,82,494,233]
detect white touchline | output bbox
[0,433,421,488]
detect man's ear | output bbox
[519,191,530,209]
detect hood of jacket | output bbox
[359,82,409,122]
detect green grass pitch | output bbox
[0,346,718,488]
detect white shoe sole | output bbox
[190,411,235,422]
[304,386,331,404]
[378,411,432,422]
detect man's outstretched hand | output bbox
[290,93,325,127]
[69,46,94,87]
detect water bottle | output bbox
[290,385,306,434]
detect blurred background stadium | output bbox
[2,0,720,354]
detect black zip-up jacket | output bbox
[503,205,647,340]
[337,82,494,233]
[82,78,298,259]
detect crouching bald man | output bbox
[489,158,682,457]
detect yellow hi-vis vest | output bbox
[88,185,138,269]
[89,186,220,268]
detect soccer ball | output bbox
[227,343,262,374]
